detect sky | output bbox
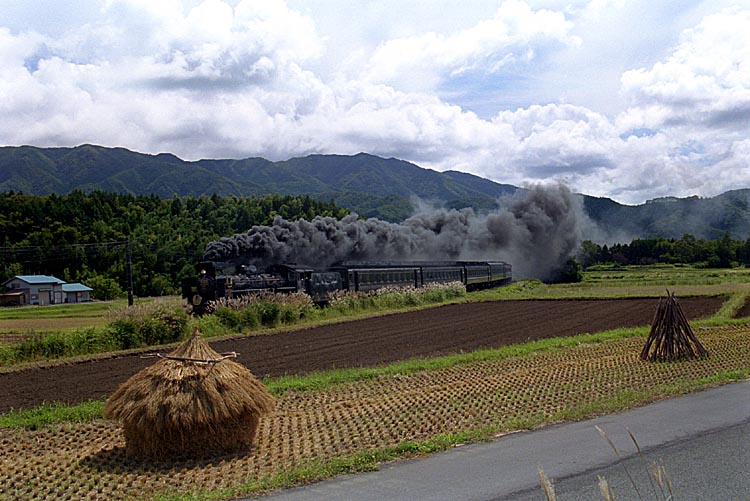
[1,0,749,205]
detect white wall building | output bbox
[2,275,94,305]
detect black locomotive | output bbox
[182,260,511,315]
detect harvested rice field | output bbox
[2,324,749,500]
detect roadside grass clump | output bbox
[0,327,118,365]
[210,292,317,332]
[207,283,466,334]
[538,427,676,501]
[329,281,466,314]
[107,300,190,349]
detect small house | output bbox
[2,275,65,305]
[62,283,94,303]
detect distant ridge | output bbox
[0,144,517,221]
[1,144,749,238]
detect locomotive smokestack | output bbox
[203,183,584,281]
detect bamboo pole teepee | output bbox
[640,290,709,362]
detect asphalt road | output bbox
[259,380,750,501]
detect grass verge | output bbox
[0,400,105,430]
[153,427,497,501]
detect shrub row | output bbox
[107,300,189,349]
[0,301,189,365]
[328,281,466,313]
[208,282,467,333]
[210,292,317,332]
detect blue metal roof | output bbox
[12,275,65,285]
[62,283,93,292]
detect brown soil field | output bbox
[0,297,724,413]
[2,324,749,500]
[735,296,750,318]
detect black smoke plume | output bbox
[203,183,583,280]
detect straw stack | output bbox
[104,327,275,460]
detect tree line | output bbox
[0,191,348,299]
[579,232,750,269]
[4,190,749,299]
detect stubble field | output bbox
[2,323,749,500]
[2,290,749,500]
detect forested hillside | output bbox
[0,145,517,221]
[0,191,348,298]
[2,144,750,238]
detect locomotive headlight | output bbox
[192,294,203,306]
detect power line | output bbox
[0,241,130,252]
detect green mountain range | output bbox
[2,144,749,240]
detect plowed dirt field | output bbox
[0,297,724,413]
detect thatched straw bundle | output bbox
[104,327,275,460]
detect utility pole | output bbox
[125,241,134,306]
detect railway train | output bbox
[182,260,512,315]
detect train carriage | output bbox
[183,259,511,314]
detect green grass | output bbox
[0,400,105,430]
[0,299,130,320]
[472,265,750,301]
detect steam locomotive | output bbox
[182,260,512,315]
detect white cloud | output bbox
[621,8,750,129]
[363,0,578,92]
[1,0,750,206]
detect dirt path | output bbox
[0,297,724,413]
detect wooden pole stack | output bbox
[640,290,709,362]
